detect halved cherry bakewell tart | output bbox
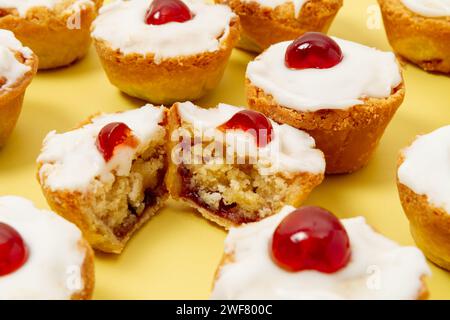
[397,125,450,271]
[37,105,169,254]
[0,196,95,300]
[0,0,103,70]
[215,0,343,52]
[91,0,240,105]
[246,32,405,174]
[211,205,430,300]
[378,0,450,74]
[0,30,37,147]
[165,102,325,229]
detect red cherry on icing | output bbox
[96,122,138,161]
[145,0,193,25]
[0,223,28,276]
[271,206,351,273]
[219,110,274,147]
[285,32,343,70]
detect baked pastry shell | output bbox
[165,103,324,229]
[397,155,450,271]
[215,0,343,52]
[0,52,38,147]
[0,0,103,69]
[93,16,241,105]
[246,79,405,174]
[37,113,170,254]
[378,0,450,74]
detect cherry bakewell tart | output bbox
[91,0,240,105]
[215,0,343,52]
[166,102,325,229]
[0,196,95,300]
[378,0,450,74]
[37,105,168,254]
[246,32,405,174]
[0,30,37,148]
[0,0,103,70]
[397,125,450,271]
[211,205,430,299]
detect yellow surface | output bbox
[0,0,449,300]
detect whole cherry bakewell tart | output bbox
[246,32,405,174]
[211,205,431,299]
[91,0,240,105]
[166,102,325,229]
[0,0,103,70]
[378,0,450,74]
[0,30,37,148]
[37,105,169,254]
[215,0,343,52]
[0,196,95,300]
[397,125,450,271]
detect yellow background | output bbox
[0,0,449,299]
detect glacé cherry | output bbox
[96,122,137,161]
[219,110,274,147]
[271,206,351,273]
[145,0,193,25]
[285,32,343,70]
[0,223,28,276]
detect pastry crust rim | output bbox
[378,0,450,73]
[0,51,38,147]
[215,0,344,25]
[0,51,38,100]
[215,0,343,51]
[396,152,450,271]
[245,77,406,130]
[245,75,405,174]
[92,16,241,104]
[92,15,241,64]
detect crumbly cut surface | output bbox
[90,138,167,239]
[174,122,307,224]
[180,162,297,224]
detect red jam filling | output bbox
[145,0,193,25]
[285,32,343,70]
[219,110,274,147]
[96,122,138,161]
[0,222,28,276]
[271,206,351,273]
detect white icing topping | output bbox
[211,206,431,300]
[0,0,94,16]
[243,0,307,17]
[37,105,166,191]
[0,30,33,90]
[401,0,450,17]
[246,38,402,112]
[0,196,86,300]
[398,125,450,213]
[176,102,325,175]
[91,0,235,63]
